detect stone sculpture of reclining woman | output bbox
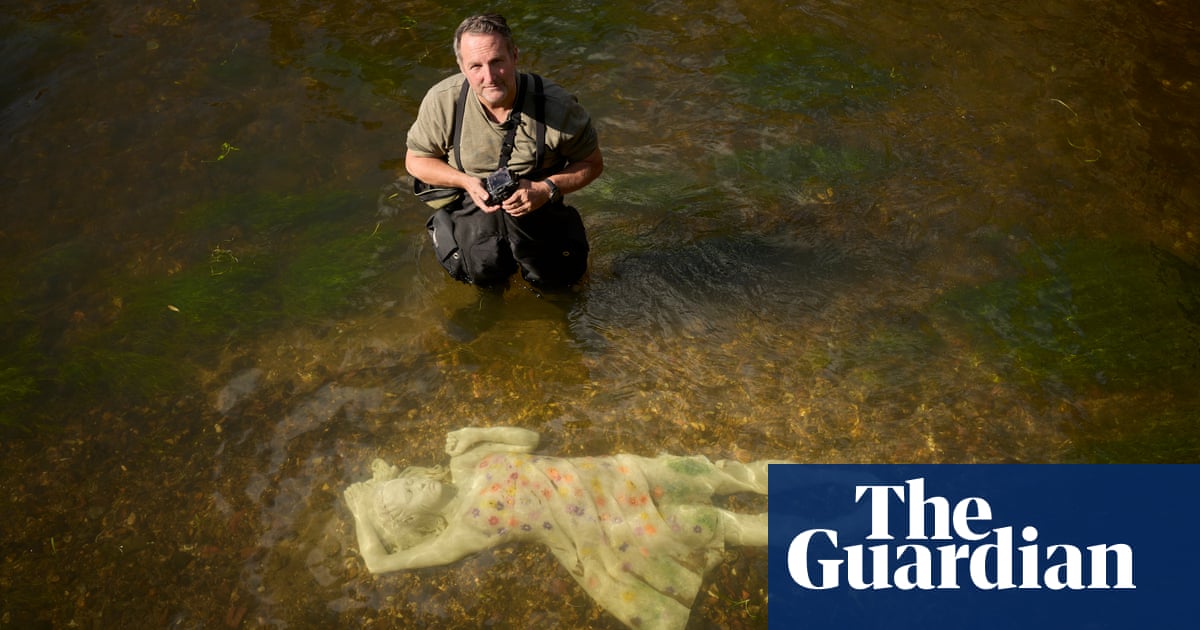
[344,427,782,630]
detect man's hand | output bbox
[500,179,551,217]
[464,179,502,213]
[406,150,504,212]
[501,147,603,218]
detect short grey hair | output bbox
[453,14,517,61]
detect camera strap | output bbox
[496,73,528,171]
[450,73,546,174]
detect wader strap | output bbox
[451,79,470,171]
[532,74,545,171]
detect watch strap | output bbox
[543,179,562,204]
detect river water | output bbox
[2,0,1198,627]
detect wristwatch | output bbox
[542,179,562,204]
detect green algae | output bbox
[0,330,41,430]
[283,235,393,313]
[1083,403,1200,463]
[937,239,1200,461]
[6,189,402,427]
[711,141,890,193]
[120,190,396,342]
[719,30,904,115]
[588,139,889,227]
[582,168,710,214]
[1,246,94,429]
[940,240,1200,392]
[181,189,366,235]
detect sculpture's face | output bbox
[378,477,447,518]
[457,32,518,111]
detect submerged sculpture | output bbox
[344,427,780,630]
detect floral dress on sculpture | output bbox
[465,453,728,629]
[345,428,775,630]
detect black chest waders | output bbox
[421,74,589,288]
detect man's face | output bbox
[457,32,518,110]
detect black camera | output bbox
[482,167,518,205]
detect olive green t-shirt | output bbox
[406,73,599,179]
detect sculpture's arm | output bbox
[348,500,490,573]
[445,427,540,457]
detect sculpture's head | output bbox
[367,464,452,550]
[378,477,450,522]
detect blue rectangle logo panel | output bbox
[768,465,1199,629]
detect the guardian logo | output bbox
[769,465,1197,629]
[786,478,1135,591]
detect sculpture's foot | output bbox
[720,510,769,546]
[714,459,791,494]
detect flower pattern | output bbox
[460,453,728,630]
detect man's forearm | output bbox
[405,151,476,189]
[543,148,603,196]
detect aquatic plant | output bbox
[710,142,889,192]
[7,189,403,428]
[719,30,904,115]
[938,239,1200,461]
[0,328,41,430]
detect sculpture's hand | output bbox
[370,458,399,481]
[445,428,477,456]
[344,482,370,518]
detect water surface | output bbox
[2,0,1198,627]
